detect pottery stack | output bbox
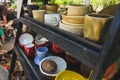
[59,5,92,36]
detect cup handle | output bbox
[54,15,60,27]
[89,5,93,13]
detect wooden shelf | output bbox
[8,3,120,80]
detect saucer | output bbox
[34,56,42,65]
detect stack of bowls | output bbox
[59,4,92,36]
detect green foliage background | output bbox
[31,0,119,7]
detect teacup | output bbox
[35,40,46,49]
[24,43,35,57]
[36,47,48,59]
[44,13,61,27]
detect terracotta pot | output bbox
[46,4,58,13]
[62,14,85,24]
[27,5,39,17]
[32,10,46,23]
[103,63,117,80]
[62,20,84,27]
[59,22,84,36]
[23,4,29,16]
[84,14,113,42]
[67,5,92,16]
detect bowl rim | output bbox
[19,33,33,45]
[55,70,87,80]
[39,56,67,76]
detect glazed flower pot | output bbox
[67,5,92,16]
[62,14,85,24]
[46,4,58,13]
[59,22,84,36]
[32,10,46,23]
[84,14,113,42]
[27,5,39,17]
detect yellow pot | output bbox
[59,22,84,36]
[62,14,85,24]
[46,4,58,13]
[62,20,84,27]
[32,10,46,23]
[84,14,113,42]
[55,70,106,80]
[67,5,91,16]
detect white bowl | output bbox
[19,33,33,47]
[39,56,67,76]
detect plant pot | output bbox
[103,63,117,80]
[67,5,92,16]
[46,4,58,13]
[59,22,84,36]
[61,20,84,27]
[32,10,46,23]
[84,14,113,42]
[62,14,85,24]
[27,5,39,17]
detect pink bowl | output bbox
[19,33,33,48]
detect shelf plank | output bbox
[18,17,102,68]
[14,44,43,80]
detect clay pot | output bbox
[27,5,39,17]
[61,20,84,27]
[62,14,85,24]
[67,5,92,16]
[84,14,113,42]
[103,63,117,80]
[23,4,29,16]
[59,22,84,36]
[32,10,46,23]
[46,4,58,13]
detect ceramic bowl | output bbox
[59,22,84,36]
[19,33,33,47]
[55,70,87,80]
[62,14,85,24]
[39,56,67,77]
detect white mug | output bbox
[44,13,61,27]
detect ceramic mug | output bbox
[35,40,46,49]
[51,43,64,53]
[24,43,35,57]
[44,13,61,27]
[36,47,48,59]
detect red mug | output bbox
[35,40,48,49]
[51,43,64,53]
[24,43,35,57]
